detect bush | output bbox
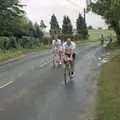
[21,37,33,48]
[9,37,18,49]
[43,37,50,45]
[74,34,89,41]
[0,37,10,50]
[0,36,49,50]
[32,38,41,48]
[20,37,43,48]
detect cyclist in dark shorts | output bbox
[62,37,76,75]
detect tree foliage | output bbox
[0,0,24,36]
[62,16,73,36]
[50,14,60,37]
[87,0,120,43]
[76,14,88,38]
[88,25,93,29]
[40,20,46,30]
[33,23,43,38]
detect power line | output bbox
[65,0,84,8]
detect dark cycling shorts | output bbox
[64,53,76,61]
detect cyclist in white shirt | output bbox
[63,37,76,75]
[52,36,62,64]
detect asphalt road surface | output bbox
[0,43,104,120]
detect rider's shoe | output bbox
[71,71,74,75]
[59,61,62,65]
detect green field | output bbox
[88,29,115,41]
[76,29,115,44]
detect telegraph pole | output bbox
[84,8,86,21]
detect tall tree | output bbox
[66,16,73,35]
[62,16,73,36]
[40,20,46,31]
[27,20,34,36]
[0,0,24,36]
[87,0,120,44]
[50,14,60,37]
[88,25,93,30]
[62,16,68,35]
[33,23,43,38]
[76,14,88,38]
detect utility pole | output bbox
[84,8,86,21]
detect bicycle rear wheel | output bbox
[64,66,67,85]
[64,62,71,85]
[68,64,72,81]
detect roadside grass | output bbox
[0,45,51,62]
[0,29,115,62]
[96,45,120,120]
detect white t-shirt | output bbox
[52,39,62,50]
[63,41,76,54]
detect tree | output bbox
[40,20,46,31]
[88,25,93,29]
[62,16,68,35]
[12,17,35,38]
[33,23,43,38]
[0,0,24,36]
[87,0,120,44]
[98,27,103,30]
[76,14,88,38]
[66,16,73,35]
[27,20,35,36]
[50,14,60,37]
[62,16,73,36]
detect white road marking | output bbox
[0,59,52,89]
[39,59,53,68]
[0,81,13,89]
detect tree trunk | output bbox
[117,34,120,44]
[113,25,120,45]
[115,29,120,44]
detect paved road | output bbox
[0,43,103,120]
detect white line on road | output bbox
[39,59,53,68]
[0,81,13,89]
[0,59,52,89]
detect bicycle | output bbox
[64,56,72,85]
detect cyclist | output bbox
[63,37,76,75]
[52,36,62,64]
[100,34,104,46]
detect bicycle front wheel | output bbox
[64,66,67,85]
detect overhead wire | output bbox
[65,0,87,8]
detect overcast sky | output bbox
[22,0,107,30]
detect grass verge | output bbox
[96,47,120,120]
[0,45,51,62]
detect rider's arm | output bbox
[62,44,66,56]
[73,43,76,54]
[70,44,75,58]
[52,40,55,49]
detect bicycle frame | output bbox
[64,60,72,85]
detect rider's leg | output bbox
[59,50,62,64]
[71,53,75,75]
[53,50,56,65]
[53,52,55,65]
[71,61,74,75]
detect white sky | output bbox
[22,0,107,30]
